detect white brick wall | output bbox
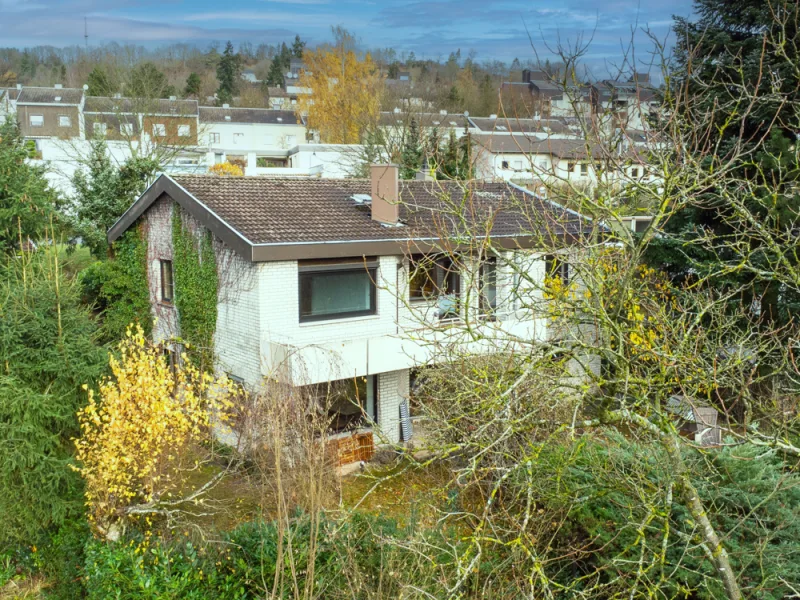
[376,369,409,444]
[214,246,263,386]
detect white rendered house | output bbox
[108,167,590,448]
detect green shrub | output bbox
[38,519,91,599]
[78,226,152,343]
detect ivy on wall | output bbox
[172,208,218,370]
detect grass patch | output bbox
[339,458,453,526]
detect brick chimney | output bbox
[370,164,399,225]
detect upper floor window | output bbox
[178,124,191,137]
[29,114,44,127]
[120,122,134,136]
[580,163,589,176]
[501,160,509,169]
[299,258,377,322]
[631,167,640,178]
[209,132,220,144]
[93,122,107,137]
[408,254,461,319]
[58,115,71,127]
[160,260,174,304]
[152,123,166,137]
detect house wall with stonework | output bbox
[143,196,180,345]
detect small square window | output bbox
[501,160,509,169]
[160,260,174,303]
[120,122,134,136]
[29,114,44,127]
[209,132,220,144]
[93,121,107,136]
[631,167,639,178]
[178,124,191,137]
[152,123,166,136]
[513,160,523,170]
[58,115,71,127]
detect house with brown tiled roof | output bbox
[107,166,592,457]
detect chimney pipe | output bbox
[370,164,400,225]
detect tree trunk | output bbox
[677,473,742,600]
[615,410,743,599]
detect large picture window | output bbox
[299,258,377,322]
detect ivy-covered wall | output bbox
[171,208,218,370]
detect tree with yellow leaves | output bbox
[208,161,243,176]
[73,325,235,538]
[295,27,382,144]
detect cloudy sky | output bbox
[1,0,695,71]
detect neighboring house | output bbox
[107,167,589,451]
[266,86,295,110]
[284,59,312,97]
[16,85,84,140]
[83,95,141,142]
[500,70,598,119]
[200,105,307,174]
[287,143,365,178]
[597,74,658,131]
[378,109,471,145]
[472,133,657,187]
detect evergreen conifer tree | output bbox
[0,118,58,254]
[184,72,201,97]
[0,251,106,546]
[400,119,423,179]
[216,41,242,105]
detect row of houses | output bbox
[501,69,658,131]
[2,84,659,196]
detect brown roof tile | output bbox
[170,175,586,245]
